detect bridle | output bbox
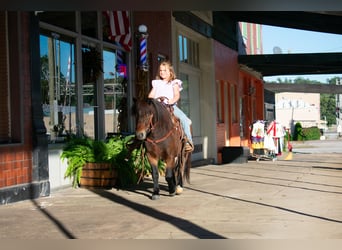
[144,102,179,145]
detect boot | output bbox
[185,140,194,152]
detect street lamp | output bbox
[138,24,147,33]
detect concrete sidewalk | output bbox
[1,140,342,239]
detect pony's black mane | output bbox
[146,98,170,124]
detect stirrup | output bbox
[185,141,194,152]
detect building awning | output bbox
[238,53,342,77]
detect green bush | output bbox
[293,123,321,141]
[302,126,321,140]
[293,122,304,141]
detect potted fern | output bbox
[61,134,136,188]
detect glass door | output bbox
[40,34,76,142]
[81,45,99,138]
[103,49,127,135]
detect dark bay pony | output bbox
[135,98,191,200]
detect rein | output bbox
[145,101,179,144]
[146,126,176,144]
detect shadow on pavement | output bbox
[194,169,342,195]
[31,199,76,239]
[90,188,227,239]
[186,186,342,224]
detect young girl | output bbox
[148,61,194,152]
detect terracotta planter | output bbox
[80,163,117,189]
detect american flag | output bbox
[104,11,132,52]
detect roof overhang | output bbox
[225,11,342,78]
[227,11,342,35]
[238,53,342,77]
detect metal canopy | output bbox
[238,53,342,77]
[228,11,342,35]
[226,11,342,77]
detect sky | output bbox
[262,25,342,83]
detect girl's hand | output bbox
[157,96,169,104]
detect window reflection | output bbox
[39,11,131,141]
[40,34,76,142]
[103,49,127,134]
[178,34,199,67]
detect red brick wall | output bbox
[216,123,226,164]
[133,11,172,81]
[214,41,241,146]
[0,147,32,187]
[130,12,172,100]
[214,40,264,150]
[0,12,33,188]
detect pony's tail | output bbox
[184,152,191,184]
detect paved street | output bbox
[0,139,341,239]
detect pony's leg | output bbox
[172,140,184,194]
[151,164,160,200]
[164,159,176,196]
[148,155,160,200]
[175,161,184,195]
[175,140,189,195]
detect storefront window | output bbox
[39,11,131,141]
[40,34,76,142]
[103,49,127,134]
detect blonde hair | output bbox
[155,60,176,81]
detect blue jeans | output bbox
[173,105,192,143]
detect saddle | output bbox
[159,102,186,142]
[157,97,192,152]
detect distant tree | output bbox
[40,54,68,105]
[320,93,336,125]
[40,55,49,104]
[320,76,340,126]
[274,77,323,84]
[292,77,321,84]
[293,122,304,141]
[327,76,341,85]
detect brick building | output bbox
[0,11,264,203]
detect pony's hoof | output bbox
[151,194,160,200]
[176,185,183,195]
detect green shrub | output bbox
[292,123,321,141]
[293,122,304,141]
[302,126,321,140]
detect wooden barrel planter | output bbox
[80,163,117,189]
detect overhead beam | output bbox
[239,53,342,76]
[227,11,342,35]
[264,82,342,94]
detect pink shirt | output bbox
[151,79,183,100]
